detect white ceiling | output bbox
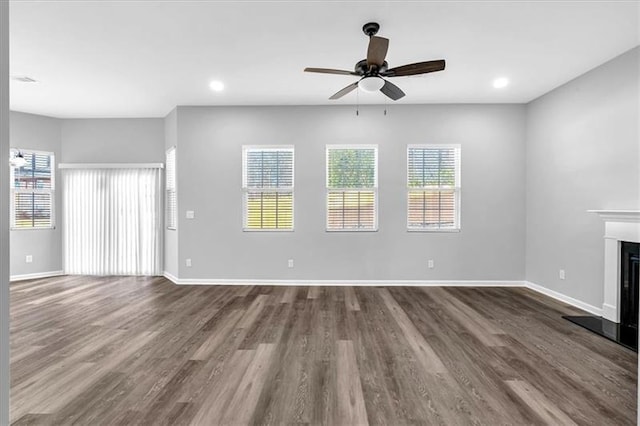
[9,1,640,118]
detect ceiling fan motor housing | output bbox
[355,59,388,76]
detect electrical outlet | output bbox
[186,210,195,219]
[186,258,192,267]
[428,259,434,269]
[25,255,32,263]
[288,259,294,268]
[559,269,566,280]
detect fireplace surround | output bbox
[589,210,640,322]
[564,210,640,351]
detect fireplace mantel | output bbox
[588,210,640,223]
[589,210,640,322]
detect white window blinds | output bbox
[407,145,461,231]
[166,147,177,230]
[242,146,294,230]
[326,145,378,231]
[10,149,55,229]
[63,167,162,275]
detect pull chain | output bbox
[356,87,359,116]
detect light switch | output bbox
[186,210,195,219]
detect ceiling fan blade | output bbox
[367,36,389,67]
[382,59,445,77]
[380,79,405,101]
[304,67,358,76]
[329,82,358,100]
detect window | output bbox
[242,146,294,230]
[326,145,378,231]
[10,149,55,229]
[407,145,461,231]
[166,147,177,230]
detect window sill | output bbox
[407,228,460,233]
[11,226,56,231]
[243,228,294,232]
[326,228,379,233]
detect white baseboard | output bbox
[163,276,525,287]
[163,271,179,284]
[524,281,602,316]
[157,275,605,317]
[10,270,64,282]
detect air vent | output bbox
[11,76,37,83]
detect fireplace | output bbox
[563,210,640,351]
[620,241,639,332]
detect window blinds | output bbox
[10,150,55,229]
[63,167,162,275]
[166,147,177,229]
[326,145,378,231]
[242,147,294,230]
[407,145,461,230]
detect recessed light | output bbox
[209,80,224,92]
[493,77,509,89]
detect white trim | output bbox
[59,163,164,169]
[10,147,53,156]
[10,150,56,230]
[588,210,640,223]
[524,281,602,316]
[165,278,525,287]
[163,271,179,284]
[588,210,640,322]
[326,145,379,233]
[602,303,617,321]
[242,146,295,231]
[162,275,603,318]
[10,270,64,282]
[165,147,177,230]
[407,228,460,233]
[406,145,461,231]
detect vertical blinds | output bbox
[407,145,460,230]
[11,150,55,229]
[165,147,177,229]
[63,167,162,275]
[326,146,377,230]
[243,147,294,230]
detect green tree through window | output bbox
[326,146,377,231]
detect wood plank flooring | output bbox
[9,276,637,425]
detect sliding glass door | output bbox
[63,167,162,276]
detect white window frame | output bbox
[10,148,56,230]
[407,144,461,232]
[165,146,177,230]
[242,145,294,232]
[326,144,378,232]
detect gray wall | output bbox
[1,0,10,421]
[9,112,62,277]
[525,47,640,308]
[60,118,164,163]
[176,104,526,280]
[164,109,178,277]
[8,115,165,278]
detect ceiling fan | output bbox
[304,22,445,101]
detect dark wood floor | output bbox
[9,276,637,425]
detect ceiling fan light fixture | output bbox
[359,76,385,93]
[10,151,27,168]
